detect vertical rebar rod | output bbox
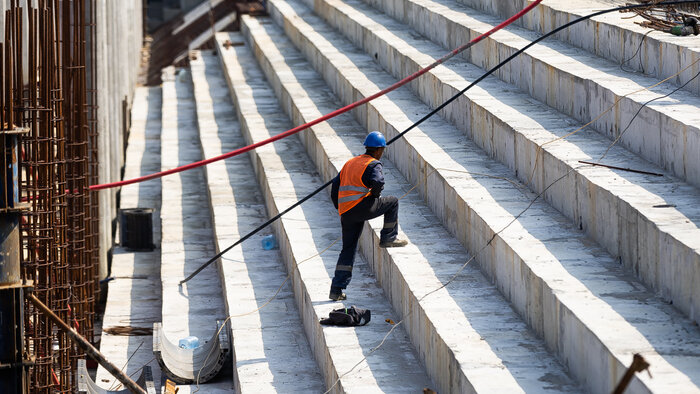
[13,1,100,391]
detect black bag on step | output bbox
[320,306,371,326]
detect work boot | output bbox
[329,290,347,301]
[379,237,408,248]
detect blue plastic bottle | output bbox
[262,234,278,250]
[178,336,200,349]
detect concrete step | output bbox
[264,0,700,325]
[306,0,700,189]
[188,50,325,393]
[158,67,232,392]
[238,11,700,394]
[96,87,163,389]
[445,0,700,97]
[215,32,436,393]
[215,27,583,394]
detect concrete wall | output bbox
[0,0,143,280]
[96,0,143,279]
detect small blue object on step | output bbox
[178,336,200,349]
[262,234,278,250]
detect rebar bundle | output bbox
[624,0,700,31]
[2,0,100,392]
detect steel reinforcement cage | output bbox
[2,0,100,392]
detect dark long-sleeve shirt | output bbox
[331,159,384,209]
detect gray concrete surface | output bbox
[96,86,163,390]
[217,32,435,393]
[324,0,700,190]
[238,7,700,393]
[412,0,700,97]
[158,67,232,392]
[265,0,700,329]
[189,50,325,393]
[217,26,582,394]
[96,0,144,279]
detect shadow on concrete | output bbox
[246,14,700,389]
[104,86,164,389]
[199,51,323,391]
[231,40,436,390]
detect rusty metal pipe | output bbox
[27,293,147,394]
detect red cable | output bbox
[91,0,543,191]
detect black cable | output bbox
[180,179,332,284]
[620,30,652,74]
[600,67,700,160]
[181,0,700,285]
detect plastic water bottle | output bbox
[178,336,200,349]
[262,234,278,250]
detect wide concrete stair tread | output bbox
[189,51,325,392]
[215,33,435,393]
[308,0,700,189]
[215,30,582,394]
[158,67,231,391]
[96,86,164,388]
[449,0,700,96]
[263,0,700,325]
[237,10,700,394]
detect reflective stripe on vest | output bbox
[338,154,377,215]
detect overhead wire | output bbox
[324,66,700,394]
[181,0,700,285]
[90,0,545,191]
[178,0,699,390]
[600,68,700,161]
[322,164,582,394]
[323,64,700,392]
[620,30,653,73]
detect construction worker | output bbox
[329,131,407,301]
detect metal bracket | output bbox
[152,320,230,384]
[75,359,156,394]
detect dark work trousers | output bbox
[330,195,399,290]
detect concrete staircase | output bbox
[157,67,232,392]
[96,86,164,390]
[265,0,700,321]
[189,52,324,392]
[210,0,700,392]
[211,40,437,392]
[112,0,700,392]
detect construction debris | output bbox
[623,1,700,34]
[103,326,153,337]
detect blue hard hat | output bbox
[363,131,386,147]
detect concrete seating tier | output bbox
[215,29,581,394]
[433,0,700,97]
[96,87,164,390]
[263,0,700,326]
[329,0,700,189]
[189,52,324,392]
[158,67,232,392]
[235,4,700,393]
[216,32,435,393]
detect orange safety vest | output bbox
[337,154,377,215]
